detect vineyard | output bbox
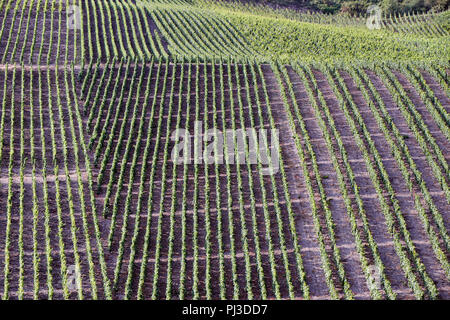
[0,0,449,300]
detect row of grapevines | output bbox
[419,62,450,98]
[52,65,91,298]
[88,59,125,144]
[165,59,187,299]
[294,62,394,299]
[178,59,194,299]
[0,0,15,47]
[84,0,166,62]
[401,63,449,142]
[149,58,179,299]
[374,65,450,251]
[28,67,42,299]
[136,57,171,299]
[37,65,68,299]
[226,59,254,299]
[38,0,52,65]
[208,59,227,299]
[318,63,437,298]
[123,60,164,299]
[17,0,34,62]
[85,59,118,129]
[82,60,102,111]
[69,64,113,299]
[0,65,8,164]
[28,0,44,64]
[376,65,449,180]
[218,60,239,299]
[105,63,145,235]
[249,62,298,299]
[348,65,450,279]
[245,60,311,298]
[272,62,351,299]
[320,62,443,297]
[147,5,254,60]
[386,11,449,37]
[19,66,27,299]
[1,0,23,63]
[93,60,134,186]
[110,61,154,290]
[2,65,16,300]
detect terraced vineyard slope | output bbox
[0,0,449,300]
